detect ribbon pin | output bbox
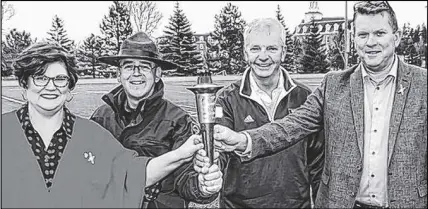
[83,152,95,165]
[398,84,406,95]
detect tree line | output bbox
[2,1,427,77]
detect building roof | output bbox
[296,17,353,34]
[299,17,352,26]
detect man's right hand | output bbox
[213,124,248,152]
[197,163,223,196]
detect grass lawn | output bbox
[2,74,323,118]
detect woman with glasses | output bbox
[1,42,205,208]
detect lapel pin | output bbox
[83,152,95,165]
[398,84,406,95]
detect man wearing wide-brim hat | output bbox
[90,32,222,208]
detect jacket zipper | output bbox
[238,68,297,122]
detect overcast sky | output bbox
[2,1,427,44]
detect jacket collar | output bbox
[101,80,165,123]
[239,66,297,98]
[361,54,399,83]
[350,57,412,166]
[17,103,76,137]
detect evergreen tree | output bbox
[47,15,74,51]
[2,28,34,76]
[180,35,205,75]
[275,4,295,72]
[76,34,103,78]
[298,21,330,73]
[397,23,411,56]
[207,3,246,74]
[159,2,203,75]
[293,38,303,71]
[348,34,359,66]
[406,27,420,66]
[399,24,421,66]
[328,24,345,70]
[157,36,179,69]
[100,1,133,55]
[422,23,427,45]
[411,25,421,44]
[422,23,427,68]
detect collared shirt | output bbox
[248,70,286,121]
[356,55,398,207]
[16,104,75,189]
[239,68,295,157]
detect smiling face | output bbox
[26,61,70,115]
[119,59,161,102]
[354,11,401,72]
[244,24,285,78]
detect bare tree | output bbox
[1,1,15,22]
[1,1,15,34]
[123,1,163,35]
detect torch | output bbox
[187,71,223,165]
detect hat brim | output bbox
[98,55,178,70]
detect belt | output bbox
[354,201,389,209]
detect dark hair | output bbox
[353,1,398,33]
[12,42,79,90]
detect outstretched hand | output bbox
[213,124,248,152]
[175,135,204,163]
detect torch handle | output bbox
[200,123,215,165]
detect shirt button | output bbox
[371,174,375,178]
[374,129,377,133]
[372,194,376,198]
[372,151,376,155]
[356,165,362,172]
[376,87,380,90]
[375,107,379,111]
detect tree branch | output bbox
[124,1,162,35]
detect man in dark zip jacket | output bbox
[194,18,325,208]
[90,32,223,208]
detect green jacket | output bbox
[90,80,210,208]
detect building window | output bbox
[325,24,331,32]
[334,23,339,31]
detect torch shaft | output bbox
[200,123,215,165]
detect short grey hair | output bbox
[243,18,287,48]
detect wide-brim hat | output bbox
[98,32,178,70]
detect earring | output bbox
[66,92,74,102]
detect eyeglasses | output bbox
[121,64,153,74]
[120,61,156,77]
[31,75,70,88]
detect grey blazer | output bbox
[245,59,427,208]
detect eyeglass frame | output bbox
[31,75,70,88]
[119,60,157,77]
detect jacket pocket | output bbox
[417,180,427,197]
